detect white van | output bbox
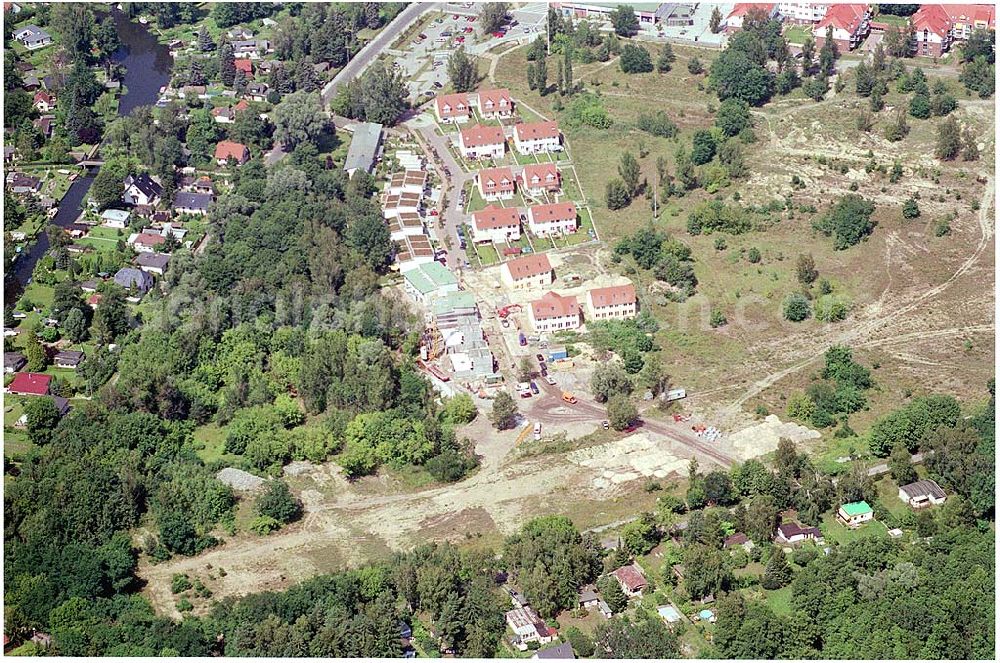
[533,422,542,440]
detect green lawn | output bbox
[553,207,597,248]
[784,26,811,45]
[820,512,887,546]
[18,282,55,311]
[475,242,501,266]
[192,423,230,464]
[875,14,911,27]
[763,585,794,616]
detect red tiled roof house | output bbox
[6,372,52,396]
[214,140,251,166]
[520,163,561,195]
[529,291,581,332]
[434,92,471,123]
[587,283,637,321]
[471,205,521,244]
[501,253,554,290]
[474,88,514,119]
[812,4,872,51]
[526,202,577,236]
[512,120,562,154]
[611,564,648,597]
[459,124,506,160]
[910,4,996,58]
[476,166,516,200]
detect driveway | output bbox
[408,113,473,272]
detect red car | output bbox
[493,31,505,38]
[455,36,465,43]
[467,16,476,21]
[452,14,460,19]
[463,26,474,33]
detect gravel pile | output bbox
[216,467,266,491]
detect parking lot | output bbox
[390,3,549,100]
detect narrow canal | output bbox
[10,9,173,288]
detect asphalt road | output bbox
[321,2,436,108]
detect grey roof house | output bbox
[173,192,213,215]
[4,352,26,373]
[123,173,163,206]
[54,350,85,369]
[114,267,154,295]
[135,252,171,275]
[14,25,52,50]
[344,122,383,177]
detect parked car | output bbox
[464,26,474,33]
[530,381,539,395]
[545,375,557,386]
[419,33,428,39]
[433,81,443,88]
[602,420,610,430]
[533,422,542,440]
[539,364,547,376]
[535,354,545,363]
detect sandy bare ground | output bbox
[140,408,725,617]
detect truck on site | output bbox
[562,392,577,404]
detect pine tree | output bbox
[24,329,48,371]
[761,548,792,589]
[563,48,574,95]
[197,25,215,52]
[219,42,236,86]
[536,57,548,95]
[935,115,961,159]
[709,6,723,33]
[656,43,675,73]
[961,127,980,161]
[557,59,565,96]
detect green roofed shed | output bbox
[841,501,872,516]
[402,262,458,302]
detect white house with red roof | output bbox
[471,205,522,244]
[724,3,778,33]
[529,291,581,332]
[520,163,561,195]
[476,166,516,200]
[434,92,472,123]
[910,4,996,58]
[459,124,506,159]
[33,90,55,112]
[526,202,577,236]
[587,283,637,320]
[512,120,562,154]
[474,88,514,119]
[214,140,251,165]
[501,253,554,290]
[812,4,871,51]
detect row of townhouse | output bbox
[725,3,993,55]
[476,163,562,201]
[469,201,578,244]
[528,284,639,333]
[434,88,514,123]
[380,169,436,268]
[457,120,564,158]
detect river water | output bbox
[10,9,173,288]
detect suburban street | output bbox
[321,2,436,107]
